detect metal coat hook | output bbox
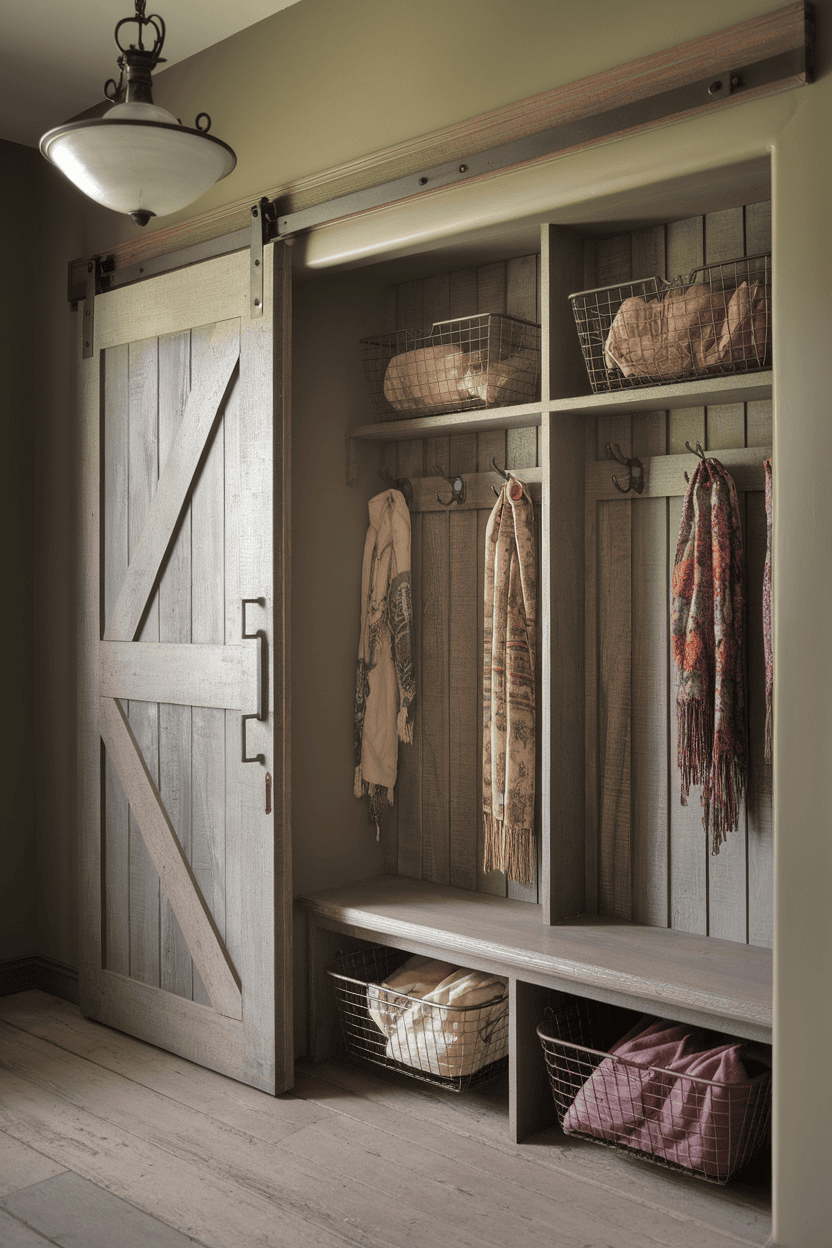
[434,465,466,506]
[683,439,707,483]
[378,469,413,507]
[491,456,511,497]
[607,443,645,495]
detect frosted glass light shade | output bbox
[40,102,236,223]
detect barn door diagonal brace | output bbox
[250,197,278,318]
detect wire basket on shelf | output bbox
[360,313,541,420]
[326,946,509,1093]
[537,998,771,1184]
[569,252,771,393]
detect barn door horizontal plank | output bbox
[99,641,259,712]
[106,320,240,643]
[99,696,243,1020]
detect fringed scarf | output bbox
[483,477,537,884]
[763,458,773,764]
[354,489,415,834]
[672,457,746,854]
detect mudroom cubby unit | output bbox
[297,180,774,1167]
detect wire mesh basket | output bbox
[569,252,771,393]
[537,998,771,1184]
[326,946,509,1093]
[360,313,541,420]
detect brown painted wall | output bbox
[0,137,39,961]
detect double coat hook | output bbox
[683,439,707,483]
[434,465,466,505]
[607,443,645,495]
[490,456,511,497]
[378,468,413,507]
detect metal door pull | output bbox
[241,597,265,763]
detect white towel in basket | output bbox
[367,955,508,1079]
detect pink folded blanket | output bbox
[562,1017,770,1180]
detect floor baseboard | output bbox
[0,955,79,1005]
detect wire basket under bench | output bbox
[537,998,771,1184]
[326,946,509,1093]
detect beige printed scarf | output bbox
[354,489,415,834]
[483,477,537,883]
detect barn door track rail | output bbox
[67,4,813,306]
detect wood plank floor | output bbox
[0,992,771,1248]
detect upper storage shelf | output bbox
[348,370,773,443]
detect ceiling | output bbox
[1,0,303,148]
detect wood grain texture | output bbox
[300,875,772,1040]
[597,498,632,921]
[541,226,587,925]
[99,642,258,711]
[746,490,774,949]
[101,344,130,980]
[80,244,291,1094]
[127,335,162,991]
[394,436,424,881]
[99,697,242,1020]
[420,508,450,885]
[107,321,240,644]
[157,328,194,1004]
[189,322,231,1008]
[509,980,557,1143]
[477,428,508,898]
[585,445,771,499]
[0,993,772,1248]
[94,253,249,348]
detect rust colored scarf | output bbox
[672,458,746,853]
[483,477,537,883]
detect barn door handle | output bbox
[241,597,265,764]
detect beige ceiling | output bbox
[1,0,303,148]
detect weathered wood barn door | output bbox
[77,243,291,1093]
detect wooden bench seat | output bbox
[299,874,772,1142]
[298,873,772,1043]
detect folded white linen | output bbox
[367,954,508,1080]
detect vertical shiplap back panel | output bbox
[421,274,452,886]
[385,257,541,901]
[589,202,773,947]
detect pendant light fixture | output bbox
[39,0,236,227]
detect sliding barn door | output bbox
[77,244,291,1093]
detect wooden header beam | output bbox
[67,3,812,303]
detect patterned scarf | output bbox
[354,490,415,833]
[483,478,537,883]
[763,458,773,764]
[672,458,746,853]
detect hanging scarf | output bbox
[672,458,746,853]
[763,458,773,764]
[354,490,415,833]
[483,477,537,883]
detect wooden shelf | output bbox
[549,370,773,417]
[298,875,772,1044]
[347,371,772,446]
[348,402,544,443]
